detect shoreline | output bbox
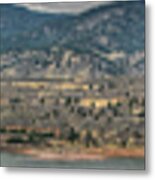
[1,146,144,161]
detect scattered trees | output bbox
[67,127,79,144]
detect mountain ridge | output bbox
[0,1,145,80]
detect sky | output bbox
[17,1,111,14]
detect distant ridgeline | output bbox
[0,1,144,79]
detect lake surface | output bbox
[1,152,145,170]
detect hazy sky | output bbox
[17,1,111,14]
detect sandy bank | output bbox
[1,146,144,161]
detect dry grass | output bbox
[80,97,121,108]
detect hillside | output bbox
[0,2,145,156]
[0,1,144,80]
[0,4,75,52]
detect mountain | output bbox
[63,1,144,53]
[0,1,145,80]
[0,4,75,52]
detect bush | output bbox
[67,127,79,143]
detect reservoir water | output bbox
[1,152,145,170]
